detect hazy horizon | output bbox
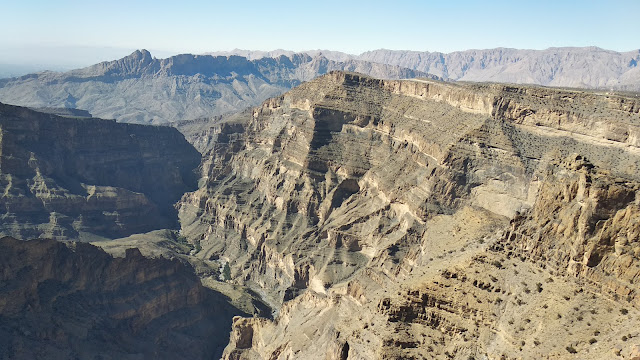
[2,0,637,77]
[2,43,639,79]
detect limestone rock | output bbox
[0,103,200,240]
[173,71,640,359]
[0,236,245,360]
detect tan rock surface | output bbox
[172,72,640,359]
[0,103,201,240]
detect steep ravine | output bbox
[174,72,640,359]
[0,236,246,360]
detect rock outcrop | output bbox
[172,71,640,359]
[0,236,245,360]
[0,51,431,125]
[0,102,200,240]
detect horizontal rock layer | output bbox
[0,103,200,240]
[0,236,245,360]
[172,71,640,359]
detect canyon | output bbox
[176,72,640,359]
[1,69,639,359]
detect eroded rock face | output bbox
[172,72,640,359]
[0,103,200,240]
[0,236,245,360]
[497,155,640,305]
[180,71,640,301]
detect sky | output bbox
[0,0,638,71]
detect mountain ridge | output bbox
[0,50,432,124]
[212,46,640,91]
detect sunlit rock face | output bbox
[177,72,640,359]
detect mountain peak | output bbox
[127,49,153,61]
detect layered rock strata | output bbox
[0,236,245,360]
[174,71,640,359]
[0,103,200,240]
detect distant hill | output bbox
[357,47,640,91]
[0,50,430,124]
[218,47,640,92]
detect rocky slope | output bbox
[0,236,245,360]
[0,102,200,240]
[174,71,640,359]
[0,50,430,125]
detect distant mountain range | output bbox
[0,47,637,124]
[356,47,640,91]
[0,50,430,124]
[215,47,640,91]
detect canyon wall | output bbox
[0,103,200,240]
[0,236,245,359]
[175,72,640,359]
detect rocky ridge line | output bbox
[0,50,433,124]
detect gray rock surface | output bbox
[170,71,640,359]
[0,236,245,360]
[0,103,200,240]
[219,47,640,91]
[358,47,640,91]
[0,50,430,125]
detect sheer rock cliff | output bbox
[0,103,200,240]
[0,236,244,360]
[173,71,640,359]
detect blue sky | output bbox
[0,0,637,67]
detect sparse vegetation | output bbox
[222,262,231,281]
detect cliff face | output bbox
[173,72,640,359]
[358,47,640,91]
[0,103,200,240]
[0,236,244,360]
